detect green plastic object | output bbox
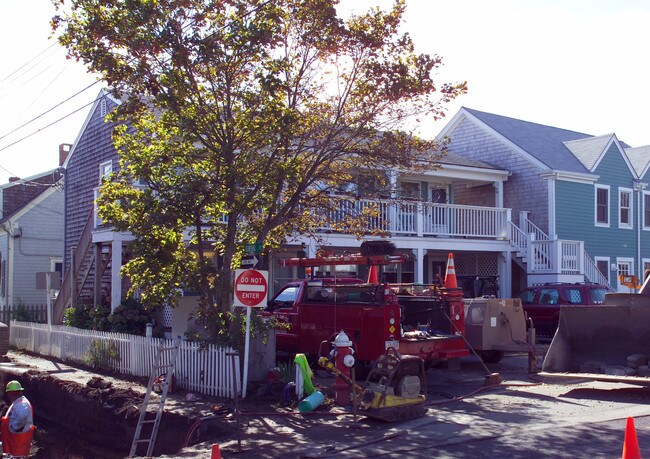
[298,390,325,413]
[293,353,316,395]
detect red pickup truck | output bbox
[265,253,469,370]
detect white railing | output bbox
[524,218,550,241]
[528,239,584,274]
[508,221,528,255]
[9,322,240,398]
[529,239,553,271]
[584,253,616,291]
[558,240,583,274]
[323,196,510,239]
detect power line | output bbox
[0,43,59,83]
[0,47,64,99]
[0,97,99,153]
[0,80,100,142]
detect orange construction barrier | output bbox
[367,265,379,284]
[444,253,458,289]
[622,417,641,459]
[211,443,221,459]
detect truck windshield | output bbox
[274,286,299,303]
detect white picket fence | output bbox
[9,321,241,398]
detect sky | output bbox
[2,0,650,184]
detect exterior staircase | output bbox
[52,213,113,323]
[508,216,614,291]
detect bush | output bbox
[63,303,110,331]
[108,298,159,336]
[63,298,160,336]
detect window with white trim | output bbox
[99,160,113,184]
[618,187,633,228]
[595,184,609,226]
[644,191,650,230]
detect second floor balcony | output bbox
[320,196,511,240]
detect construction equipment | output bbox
[318,348,427,422]
[268,245,468,373]
[130,338,181,457]
[464,297,541,370]
[541,271,650,383]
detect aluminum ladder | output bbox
[129,338,181,457]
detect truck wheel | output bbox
[479,351,504,364]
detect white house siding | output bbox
[0,233,8,307]
[447,118,550,233]
[11,188,64,305]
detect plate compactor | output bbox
[318,348,427,422]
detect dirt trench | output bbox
[0,367,199,458]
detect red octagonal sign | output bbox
[234,269,268,307]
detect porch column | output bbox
[413,248,425,284]
[493,181,504,208]
[499,250,512,298]
[111,239,122,312]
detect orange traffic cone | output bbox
[211,444,221,459]
[622,417,641,459]
[444,253,458,289]
[367,265,379,284]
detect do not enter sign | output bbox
[234,269,268,307]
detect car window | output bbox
[565,288,583,304]
[519,288,536,304]
[589,288,607,304]
[538,288,559,305]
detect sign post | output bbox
[234,269,268,398]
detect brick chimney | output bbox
[59,143,72,166]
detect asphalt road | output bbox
[198,353,650,459]
[8,349,650,458]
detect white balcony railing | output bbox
[322,196,510,239]
[528,239,584,274]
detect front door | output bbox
[616,259,634,293]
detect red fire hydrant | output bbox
[332,330,354,406]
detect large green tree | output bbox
[52,0,466,341]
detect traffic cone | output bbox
[211,443,221,459]
[444,253,458,289]
[367,265,379,284]
[622,417,641,459]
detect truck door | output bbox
[267,284,301,352]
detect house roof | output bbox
[624,145,650,179]
[562,134,615,171]
[439,150,497,169]
[0,169,63,223]
[462,107,593,173]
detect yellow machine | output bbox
[318,349,427,422]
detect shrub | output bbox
[108,298,159,336]
[63,303,110,330]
